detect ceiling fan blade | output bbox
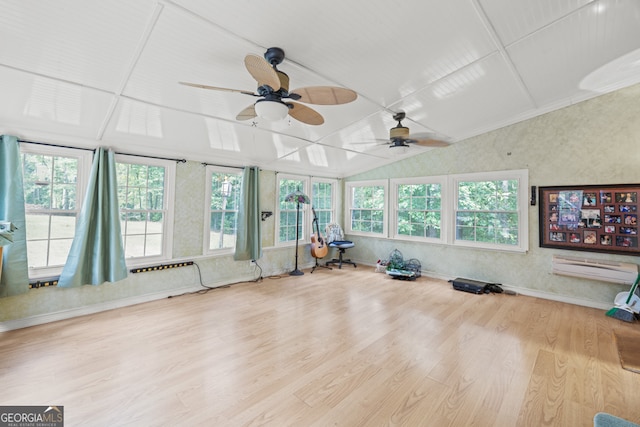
[351,139,390,145]
[287,102,324,125]
[236,104,257,121]
[179,82,258,97]
[291,86,357,105]
[408,133,450,147]
[414,139,450,147]
[244,54,281,90]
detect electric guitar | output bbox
[310,208,329,259]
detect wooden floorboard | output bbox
[1,268,640,426]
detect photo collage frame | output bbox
[539,184,639,255]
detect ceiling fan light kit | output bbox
[180,47,357,125]
[254,100,289,121]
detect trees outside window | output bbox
[205,167,241,252]
[346,180,388,237]
[311,179,335,235]
[21,146,90,271]
[277,176,308,244]
[394,181,443,240]
[116,156,175,261]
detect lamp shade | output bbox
[285,190,310,205]
[254,100,289,121]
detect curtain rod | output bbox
[18,139,95,152]
[18,139,186,163]
[201,162,244,170]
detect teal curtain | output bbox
[0,135,29,297]
[234,166,262,261]
[58,148,127,287]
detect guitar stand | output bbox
[310,257,331,273]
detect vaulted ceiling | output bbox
[1,0,639,177]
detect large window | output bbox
[351,170,528,252]
[277,175,309,245]
[346,180,388,237]
[453,170,528,251]
[116,156,175,261]
[21,146,175,276]
[391,177,445,242]
[205,167,241,253]
[21,146,91,273]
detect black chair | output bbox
[324,223,356,269]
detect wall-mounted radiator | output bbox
[552,255,639,284]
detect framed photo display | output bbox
[539,184,639,255]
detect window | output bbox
[346,180,388,237]
[204,167,242,253]
[21,145,91,273]
[391,177,445,242]
[354,170,528,252]
[277,175,309,245]
[116,156,175,261]
[311,179,336,235]
[452,170,528,252]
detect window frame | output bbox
[390,175,447,244]
[275,174,310,247]
[203,166,242,255]
[115,154,176,266]
[345,179,389,238]
[449,169,529,252]
[20,144,92,278]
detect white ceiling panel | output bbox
[478,0,594,46]
[507,0,640,107]
[2,0,640,177]
[0,66,114,139]
[389,53,535,139]
[0,0,158,92]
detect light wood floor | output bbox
[1,268,640,426]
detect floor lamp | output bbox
[285,190,310,276]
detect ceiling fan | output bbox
[179,47,357,126]
[383,112,449,149]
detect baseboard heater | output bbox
[552,255,638,284]
[130,261,194,274]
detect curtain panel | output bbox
[234,166,262,261]
[0,135,29,297]
[58,148,127,287]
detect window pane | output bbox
[145,234,163,256]
[312,181,333,233]
[26,213,50,240]
[456,178,520,246]
[27,240,48,268]
[22,152,81,269]
[50,214,76,239]
[49,239,73,265]
[118,161,168,259]
[278,178,306,243]
[124,235,146,258]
